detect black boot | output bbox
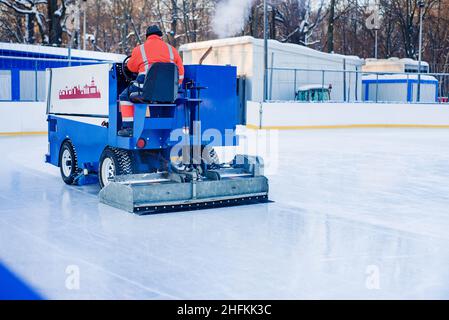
[118,127,133,137]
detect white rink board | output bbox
[48,63,111,116]
[247,101,449,128]
[0,102,47,133]
[3,101,449,135]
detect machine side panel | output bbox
[48,64,112,116]
[184,65,238,147]
[48,115,108,171]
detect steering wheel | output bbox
[122,55,137,82]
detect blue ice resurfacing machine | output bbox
[46,62,268,214]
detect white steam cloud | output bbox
[212,0,254,38]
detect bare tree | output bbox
[0,0,71,45]
[0,6,24,42]
[327,0,336,52]
[0,0,47,43]
[389,0,437,58]
[47,0,68,46]
[1,0,448,77]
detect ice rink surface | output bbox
[1,129,449,299]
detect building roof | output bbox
[364,57,429,67]
[297,84,330,91]
[179,36,362,64]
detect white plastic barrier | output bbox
[247,101,449,129]
[4,100,449,135]
[0,102,47,135]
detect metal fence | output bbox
[0,52,109,102]
[267,67,449,104]
[3,53,449,104]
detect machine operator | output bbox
[118,25,185,137]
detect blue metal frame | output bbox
[10,68,20,101]
[1,48,110,102]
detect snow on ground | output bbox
[1,129,449,299]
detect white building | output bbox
[362,57,430,74]
[361,58,437,103]
[180,36,364,103]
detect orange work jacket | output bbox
[127,35,185,84]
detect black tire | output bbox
[59,140,79,185]
[98,147,134,188]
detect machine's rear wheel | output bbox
[59,140,79,185]
[99,148,134,188]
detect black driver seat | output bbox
[129,62,179,104]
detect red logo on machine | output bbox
[59,78,101,100]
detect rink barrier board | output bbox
[247,101,449,130]
[0,101,47,134]
[246,124,449,130]
[4,100,449,135]
[4,124,449,137]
